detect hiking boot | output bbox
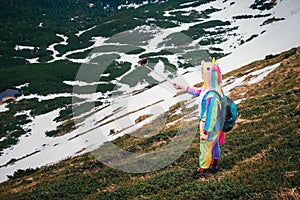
[192,168,208,179]
[198,168,208,176]
[209,159,219,173]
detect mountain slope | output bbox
[1,0,300,182]
[0,47,299,199]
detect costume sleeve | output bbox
[203,95,219,132]
[185,86,201,97]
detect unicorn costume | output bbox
[186,60,224,174]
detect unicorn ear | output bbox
[212,57,216,65]
[201,60,205,66]
[211,65,222,84]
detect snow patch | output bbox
[218,0,300,74]
[26,58,39,64]
[63,80,108,86]
[15,45,38,51]
[180,1,198,7]
[47,34,69,63]
[91,36,109,47]
[0,103,9,113]
[16,91,111,103]
[117,1,150,10]
[247,63,280,84]
[118,0,168,10]
[234,98,246,104]
[15,83,29,89]
[0,108,86,183]
[75,26,97,37]
[14,110,31,117]
[2,0,300,183]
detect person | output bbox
[173,59,225,177]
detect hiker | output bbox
[173,59,225,176]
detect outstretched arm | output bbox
[186,86,202,97]
[173,83,202,97]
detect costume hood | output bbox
[201,59,222,93]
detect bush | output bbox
[7,168,37,180]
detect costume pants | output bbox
[199,131,221,169]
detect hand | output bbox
[201,130,208,140]
[173,83,182,90]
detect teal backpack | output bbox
[206,90,238,132]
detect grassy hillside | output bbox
[0,47,299,199]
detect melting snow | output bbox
[26,57,39,64]
[15,83,29,89]
[14,45,38,51]
[234,98,246,104]
[63,80,108,86]
[247,63,280,84]
[16,91,111,103]
[0,103,9,113]
[117,1,150,10]
[47,34,69,63]
[75,26,97,37]
[0,108,86,182]
[180,1,198,7]
[2,0,300,183]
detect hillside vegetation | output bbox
[0,0,213,67]
[0,48,299,199]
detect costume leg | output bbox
[212,139,220,160]
[199,139,214,169]
[199,131,220,169]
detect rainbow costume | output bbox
[186,60,224,173]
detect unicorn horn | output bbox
[212,57,216,65]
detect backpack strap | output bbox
[205,90,223,100]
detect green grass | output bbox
[45,120,75,137]
[0,0,219,65]
[182,20,231,40]
[0,60,80,95]
[250,0,275,11]
[0,0,120,64]
[1,47,299,199]
[0,0,299,198]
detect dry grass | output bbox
[275,187,300,200]
[1,47,299,200]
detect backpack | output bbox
[206,90,238,132]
